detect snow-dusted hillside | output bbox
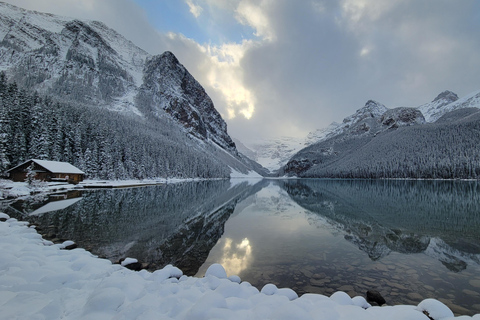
[417,91,459,122]
[0,2,265,178]
[419,90,480,123]
[282,93,480,178]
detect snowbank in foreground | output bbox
[0,214,478,320]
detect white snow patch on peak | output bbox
[305,121,341,144]
[244,136,306,172]
[343,100,388,124]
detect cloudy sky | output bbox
[5,0,480,145]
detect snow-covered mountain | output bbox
[304,122,340,145]
[237,137,306,173]
[281,91,480,178]
[0,2,266,178]
[418,90,480,123]
[237,100,424,172]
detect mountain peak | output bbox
[159,51,180,64]
[433,90,458,103]
[347,100,387,121]
[364,100,387,114]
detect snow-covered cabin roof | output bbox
[7,159,85,174]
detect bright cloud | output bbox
[235,0,274,41]
[186,0,203,18]
[205,41,256,119]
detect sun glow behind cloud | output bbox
[204,41,256,119]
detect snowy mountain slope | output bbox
[304,122,340,145]
[136,52,236,152]
[0,2,265,178]
[0,2,148,114]
[417,91,459,122]
[278,86,480,178]
[282,105,480,178]
[232,138,256,160]
[243,136,306,173]
[417,90,480,123]
[239,100,420,173]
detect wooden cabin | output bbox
[6,159,85,184]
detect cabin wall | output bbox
[8,161,84,183]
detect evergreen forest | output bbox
[0,73,230,179]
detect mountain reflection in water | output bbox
[281,179,480,270]
[5,180,265,275]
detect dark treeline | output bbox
[0,73,230,179]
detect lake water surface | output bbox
[4,179,480,315]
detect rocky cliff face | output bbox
[136,52,236,152]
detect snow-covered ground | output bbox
[0,178,224,200]
[1,213,478,319]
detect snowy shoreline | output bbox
[1,213,478,319]
[0,178,228,200]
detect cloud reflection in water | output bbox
[221,237,252,276]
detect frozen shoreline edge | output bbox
[1,213,478,319]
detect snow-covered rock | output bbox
[417,299,455,319]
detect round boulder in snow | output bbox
[276,288,298,301]
[205,263,227,279]
[416,299,454,320]
[63,240,77,250]
[228,275,241,283]
[120,258,142,271]
[352,296,371,309]
[261,283,278,296]
[330,291,354,305]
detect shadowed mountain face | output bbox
[279,179,480,270]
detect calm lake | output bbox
[4,179,480,315]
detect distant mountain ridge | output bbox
[238,89,480,174]
[281,90,480,179]
[0,2,266,178]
